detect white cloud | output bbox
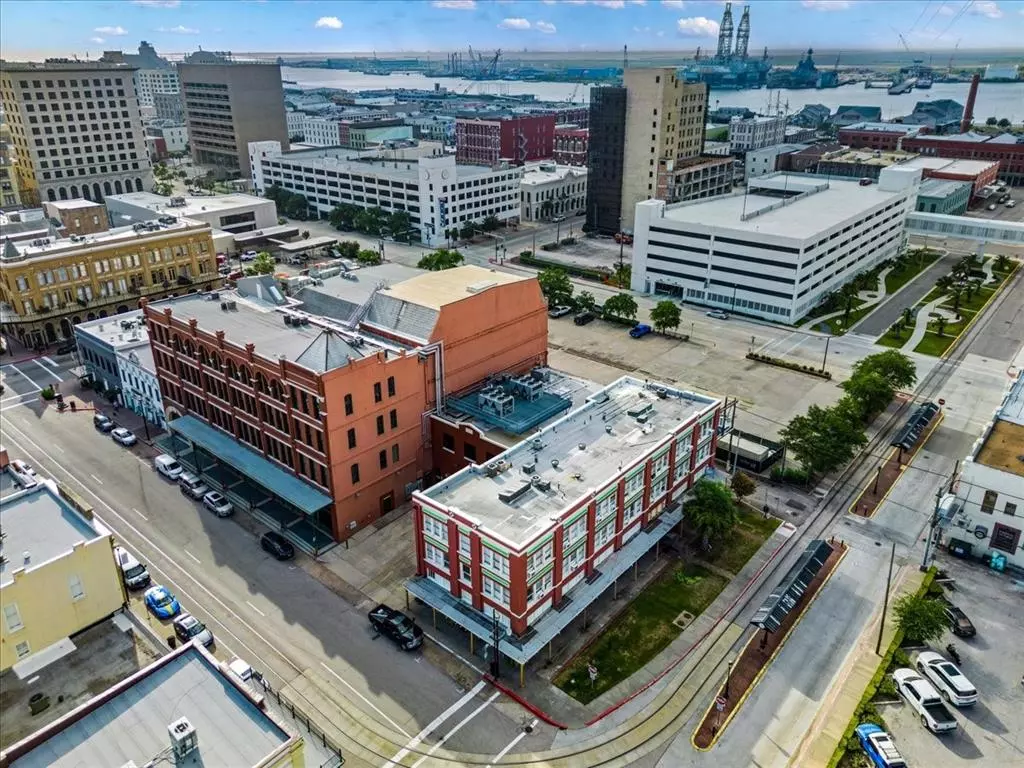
[499,16,531,28]
[800,0,852,10]
[969,1,1003,18]
[676,16,719,36]
[661,0,685,7]
[535,20,557,33]
[315,16,343,29]
[94,25,128,35]
[432,0,476,8]
[133,0,180,7]
[629,0,648,5]
[656,29,665,36]
[936,3,956,15]
[593,0,626,7]
[158,24,200,33]
[90,36,106,43]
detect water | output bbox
[283,67,1024,123]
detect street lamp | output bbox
[724,659,734,700]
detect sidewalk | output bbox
[788,564,927,768]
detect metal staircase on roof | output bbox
[346,280,387,329]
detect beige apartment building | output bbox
[620,68,732,231]
[177,56,289,179]
[0,61,153,207]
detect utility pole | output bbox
[920,485,944,571]
[490,611,502,679]
[876,539,896,655]
[821,335,831,372]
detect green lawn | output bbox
[884,251,940,295]
[914,322,964,356]
[554,563,728,704]
[702,508,782,575]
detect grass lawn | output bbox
[554,563,728,704]
[702,508,782,575]
[884,251,940,294]
[914,321,965,356]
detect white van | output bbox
[154,454,183,480]
[114,545,151,590]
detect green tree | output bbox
[730,471,756,501]
[603,293,638,322]
[329,204,361,231]
[889,319,903,340]
[244,251,276,276]
[780,398,867,477]
[893,594,948,645]
[840,282,860,326]
[459,220,478,240]
[995,254,1010,273]
[537,267,574,308]
[575,290,597,312]
[850,350,917,391]
[935,315,947,337]
[336,240,360,260]
[540,199,554,220]
[282,193,309,220]
[902,306,913,326]
[357,249,382,266]
[985,116,998,126]
[997,117,1011,128]
[481,214,501,232]
[417,248,464,271]
[650,300,681,333]
[353,207,387,236]
[387,210,413,242]
[950,285,964,314]
[841,370,895,420]
[685,478,740,549]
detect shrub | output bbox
[520,250,533,258]
[875,676,898,699]
[541,242,558,251]
[40,385,56,400]
[770,466,810,485]
[560,237,576,246]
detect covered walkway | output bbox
[906,211,1024,246]
[159,415,336,554]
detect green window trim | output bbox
[422,533,449,550]
[482,541,511,558]
[527,534,554,556]
[527,563,555,585]
[563,537,587,556]
[597,485,617,502]
[653,445,670,460]
[422,507,447,523]
[481,568,511,587]
[563,507,588,527]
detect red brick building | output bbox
[553,127,589,166]
[902,132,1023,186]
[455,114,556,166]
[837,123,929,152]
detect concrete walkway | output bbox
[900,296,948,352]
[982,257,997,285]
[799,267,893,331]
[854,253,956,337]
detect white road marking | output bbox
[409,690,501,768]
[132,507,149,520]
[42,356,57,367]
[184,550,201,565]
[89,473,104,485]
[422,629,486,675]
[246,600,267,617]
[7,365,41,393]
[53,444,65,453]
[486,719,538,767]
[319,662,412,740]
[33,359,62,382]
[382,680,486,767]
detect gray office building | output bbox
[177,54,289,179]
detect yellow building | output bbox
[0,217,220,349]
[0,480,125,673]
[0,115,22,208]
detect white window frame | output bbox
[527,570,553,605]
[68,574,85,601]
[625,470,644,497]
[697,441,712,463]
[651,476,668,501]
[422,513,448,544]
[481,546,509,577]
[15,641,31,659]
[595,520,615,549]
[564,515,587,545]
[482,577,510,607]
[425,542,449,571]
[563,542,586,575]
[652,453,669,477]
[460,561,472,584]
[527,542,553,576]
[596,492,617,522]
[3,603,24,633]
[624,496,643,525]
[458,530,471,557]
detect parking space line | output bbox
[246,600,267,617]
[132,507,149,520]
[7,365,42,394]
[319,662,412,740]
[383,680,486,767]
[89,473,104,485]
[410,690,501,768]
[184,550,201,565]
[33,359,62,382]
[42,356,57,367]
[486,719,538,767]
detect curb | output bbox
[938,260,1019,361]
[847,410,945,519]
[691,543,850,752]
[484,674,568,730]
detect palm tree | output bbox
[841,282,859,325]
[891,319,903,339]
[995,254,1010,273]
[902,306,913,326]
[935,316,947,337]
[951,286,964,314]
[935,274,953,293]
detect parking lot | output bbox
[879,556,1024,765]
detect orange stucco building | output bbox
[144,266,547,551]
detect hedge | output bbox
[746,352,833,379]
[517,252,611,281]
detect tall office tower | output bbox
[0,61,153,206]
[177,53,289,179]
[584,86,627,235]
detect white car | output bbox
[154,454,184,480]
[239,250,258,262]
[892,668,958,733]
[916,651,977,706]
[548,305,573,318]
[1007,200,1017,208]
[173,613,213,647]
[9,459,37,478]
[111,427,137,447]
[7,459,38,488]
[706,309,730,320]
[202,491,234,518]
[179,472,209,500]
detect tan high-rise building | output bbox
[177,55,289,180]
[619,68,732,230]
[0,61,153,207]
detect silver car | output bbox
[179,472,209,500]
[202,491,234,518]
[173,613,213,647]
[111,427,137,447]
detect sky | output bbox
[2,0,1023,59]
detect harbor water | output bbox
[283,66,1024,123]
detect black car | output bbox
[260,531,295,560]
[573,310,596,326]
[55,340,77,356]
[943,601,976,637]
[93,413,114,432]
[368,604,423,651]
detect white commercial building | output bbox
[302,116,344,147]
[729,115,787,153]
[745,143,810,180]
[105,191,278,234]
[630,166,920,323]
[286,110,306,138]
[249,140,523,246]
[519,162,587,222]
[951,371,1024,570]
[134,68,180,107]
[118,343,165,429]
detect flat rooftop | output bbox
[4,645,294,768]
[902,156,998,176]
[44,198,103,211]
[106,191,270,217]
[842,122,924,134]
[918,178,971,199]
[521,164,587,186]
[658,174,907,241]
[382,264,527,311]
[3,218,208,263]
[266,142,508,180]
[0,483,104,587]
[423,376,718,547]
[976,420,1024,477]
[820,148,917,166]
[75,310,149,351]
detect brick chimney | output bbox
[960,74,980,133]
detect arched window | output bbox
[70,185,79,199]
[103,181,112,196]
[93,183,102,201]
[211,352,222,372]
[269,379,283,401]
[182,339,195,357]
[114,179,124,195]
[58,187,68,200]
[47,188,57,202]
[255,372,268,393]
[82,186,92,201]
[135,177,144,192]
[225,359,238,380]
[239,366,252,386]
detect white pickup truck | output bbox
[893,668,958,733]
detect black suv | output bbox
[573,310,596,326]
[368,604,423,651]
[943,600,976,637]
[260,531,295,560]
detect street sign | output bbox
[715,696,727,712]
[587,664,598,682]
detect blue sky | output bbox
[2,0,1022,58]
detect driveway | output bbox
[853,254,956,337]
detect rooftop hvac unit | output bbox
[512,376,543,402]
[159,215,177,225]
[226,300,237,310]
[498,481,533,505]
[521,461,536,474]
[478,387,514,417]
[627,402,652,419]
[532,476,551,492]
[167,196,187,207]
[284,315,294,325]
[168,717,198,763]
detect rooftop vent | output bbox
[533,476,551,492]
[578,443,586,451]
[521,461,536,474]
[168,717,198,763]
[605,425,613,434]
[220,301,228,311]
[498,482,532,505]
[551,459,559,469]
[284,315,294,325]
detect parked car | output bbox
[55,340,77,356]
[614,231,633,245]
[9,459,36,479]
[368,604,424,651]
[111,427,137,447]
[144,585,181,620]
[892,668,958,733]
[573,310,596,326]
[154,454,183,480]
[178,472,209,500]
[173,613,213,647]
[706,309,730,320]
[987,203,997,211]
[629,323,652,339]
[93,413,114,432]
[942,600,976,637]
[1007,200,1017,208]
[202,491,234,518]
[7,459,38,489]
[916,651,977,706]
[260,531,295,560]
[855,723,906,768]
[548,305,573,318]
[239,250,258,262]
[114,545,151,590]
[551,215,566,223]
